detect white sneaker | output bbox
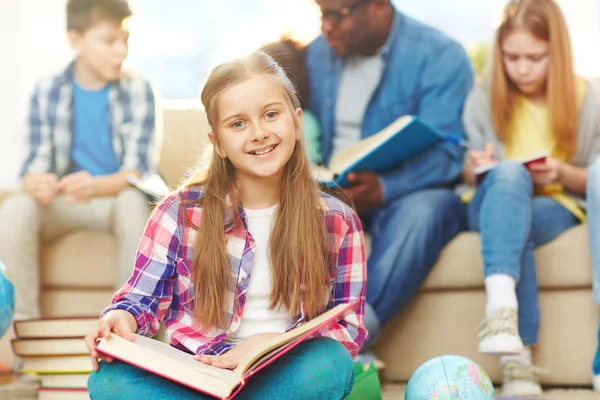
[501,360,545,397]
[477,307,523,356]
[592,372,600,393]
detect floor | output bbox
[1,377,599,399]
[382,382,600,399]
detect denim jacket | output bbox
[306,10,474,203]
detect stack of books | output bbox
[13,316,98,399]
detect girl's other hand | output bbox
[84,310,137,372]
[529,157,563,185]
[194,332,281,370]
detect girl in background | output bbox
[84,51,367,399]
[461,0,600,395]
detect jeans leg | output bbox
[366,189,464,325]
[237,337,354,400]
[518,196,580,346]
[588,159,600,304]
[467,161,533,281]
[515,239,538,346]
[594,314,600,374]
[88,360,212,400]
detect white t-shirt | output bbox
[226,204,292,344]
[332,54,384,157]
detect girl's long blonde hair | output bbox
[184,52,331,330]
[490,0,578,156]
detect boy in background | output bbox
[0,0,158,320]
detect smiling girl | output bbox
[84,51,367,400]
[461,0,600,396]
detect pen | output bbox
[445,134,477,151]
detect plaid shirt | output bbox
[103,185,367,357]
[21,62,157,178]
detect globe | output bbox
[405,355,495,400]
[0,261,14,339]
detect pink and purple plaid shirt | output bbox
[102,185,367,357]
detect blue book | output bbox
[312,115,450,188]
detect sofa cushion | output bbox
[41,289,114,317]
[41,231,117,289]
[422,224,591,290]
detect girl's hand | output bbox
[84,310,138,372]
[463,143,496,186]
[194,333,281,370]
[467,142,496,168]
[529,157,563,185]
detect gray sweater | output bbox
[460,81,600,205]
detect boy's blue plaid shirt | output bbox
[21,62,157,178]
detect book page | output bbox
[236,302,354,377]
[329,115,412,174]
[130,335,236,382]
[97,334,238,398]
[127,174,171,198]
[310,164,335,183]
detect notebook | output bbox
[473,152,548,184]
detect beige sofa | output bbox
[0,104,596,386]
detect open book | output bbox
[95,301,358,400]
[473,152,548,184]
[311,115,449,187]
[126,173,172,201]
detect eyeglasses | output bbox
[319,0,371,25]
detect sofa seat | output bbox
[424,224,592,290]
[373,223,596,386]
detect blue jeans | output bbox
[467,161,579,345]
[364,189,465,345]
[87,337,354,400]
[589,159,600,304]
[588,160,600,374]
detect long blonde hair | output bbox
[184,52,331,330]
[490,0,577,156]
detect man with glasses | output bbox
[306,0,474,359]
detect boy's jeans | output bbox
[467,161,579,345]
[0,188,149,319]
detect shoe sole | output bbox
[479,334,523,356]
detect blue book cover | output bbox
[312,115,447,188]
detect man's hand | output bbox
[58,171,96,203]
[345,172,383,212]
[529,157,563,186]
[22,172,59,205]
[194,333,280,370]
